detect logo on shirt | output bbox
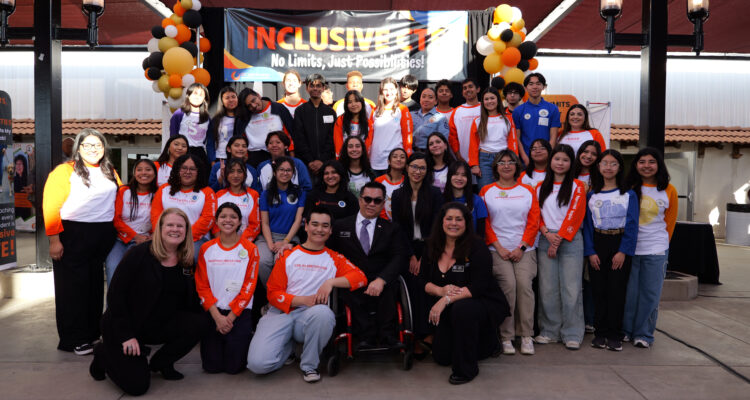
[238,248,248,259]
[192,195,198,201]
[595,200,603,208]
[338,200,346,208]
[656,199,666,208]
[277,294,285,303]
[287,194,298,204]
[499,191,508,198]
[524,113,531,120]
[539,109,549,117]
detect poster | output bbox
[0,90,17,271]
[13,143,35,232]
[224,9,468,82]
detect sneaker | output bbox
[520,337,535,355]
[502,340,516,355]
[303,369,321,383]
[565,341,581,350]
[607,339,623,351]
[622,335,631,342]
[534,335,554,344]
[284,353,297,366]
[74,342,94,356]
[591,336,607,349]
[633,339,650,348]
[585,324,595,334]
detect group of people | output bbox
[41,69,678,395]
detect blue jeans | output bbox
[622,251,668,344]
[193,237,208,264]
[537,231,585,343]
[477,151,498,191]
[104,239,137,286]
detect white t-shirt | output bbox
[60,166,118,223]
[156,162,172,186]
[214,116,235,159]
[537,179,586,237]
[481,183,539,251]
[245,103,284,152]
[197,239,259,310]
[369,105,413,170]
[433,165,448,193]
[449,104,481,160]
[179,112,209,148]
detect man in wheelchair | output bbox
[246,206,367,383]
[328,181,408,350]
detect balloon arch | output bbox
[476,4,539,85]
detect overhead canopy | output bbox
[4,0,747,52]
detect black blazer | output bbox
[101,242,202,345]
[391,185,444,256]
[328,213,407,285]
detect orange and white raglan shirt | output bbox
[480,182,540,251]
[151,183,216,241]
[245,102,294,152]
[537,179,587,241]
[278,97,306,118]
[467,115,518,167]
[154,161,172,187]
[519,169,546,188]
[333,115,373,158]
[558,129,607,156]
[635,183,678,255]
[43,162,121,236]
[213,188,261,241]
[334,97,376,117]
[196,238,260,314]
[448,103,481,160]
[375,174,404,220]
[367,104,413,171]
[113,186,153,243]
[266,246,367,314]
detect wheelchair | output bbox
[325,275,415,376]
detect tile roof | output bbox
[611,125,750,144]
[12,119,162,136]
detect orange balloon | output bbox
[162,18,175,28]
[519,31,526,41]
[175,24,191,44]
[191,68,211,86]
[144,70,151,80]
[199,38,211,53]
[529,58,539,70]
[169,74,183,88]
[173,2,186,17]
[501,47,521,67]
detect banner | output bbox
[587,102,612,148]
[0,91,17,271]
[224,9,468,82]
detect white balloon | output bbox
[192,0,201,10]
[521,27,527,34]
[500,65,512,76]
[167,96,183,109]
[181,73,196,88]
[475,35,495,57]
[147,38,160,53]
[164,25,178,38]
[497,22,511,32]
[511,7,523,23]
[152,81,161,93]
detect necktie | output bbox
[360,219,371,254]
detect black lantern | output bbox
[1,0,106,48]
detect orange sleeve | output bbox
[192,187,216,241]
[228,240,260,316]
[150,185,166,234]
[365,112,375,154]
[195,240,219,311]
[517,171,526,184]
[448,109,459,154]
[591,129,607,151]
[333,116,344,159]
[113,186,139,243]
[211,189,227,236]
[283,124,294,152]
[330,249,368,291]
[665,184,679,240]
[267,249,293,313]
[241,189,261,241]
[521,185,541,246]
[479,185,498,245]
[507,117,519,154]
[558,180,586,241]
[42,163,74,236]
[399,104,413,156]
[468,118,480,167]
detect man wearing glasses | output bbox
[512,73,561,166]
[292,73,337,177]
[328,181,408,350]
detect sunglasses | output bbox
[362,196,384,205]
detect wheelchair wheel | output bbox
[397,276,413,333]
[402,350,414,371]
[327,353,340,377]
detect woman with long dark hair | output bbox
[303,160,359,221]
[443,160,487,234]
[338,136,375,197]
[106,159,158,285]
[557,104,606,156]
[43,128,120,355]
[583,149,639,351]
[208,136,261,193]
[374,147,407,220]
[622,147,677,349]
[368,77,414,175]
[213,158,261,241]
[155,135,189,186]
[535,144,587,350]
[519,138,551,188]
[257,131,312,193]
[469,87,517,190]
[426,132,457,193]
[573,139,601,190]
[419,202,509,384]
[334,90,372,158]
[210,86,239,162]
[169,83,214,166]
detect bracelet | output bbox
[282,238,290,243]
[445,295,451,305]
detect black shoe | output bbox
[74,342,95,356]
[449,374,473,385]
[89,356,105,381]
[357,339,377,350]
[151,364,184,380]
[607,339,623,352]
[382,336,405,350]
[591,336,607,349]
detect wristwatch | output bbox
[519,245,527,251]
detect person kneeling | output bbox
[246,206,367,383]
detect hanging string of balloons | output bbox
[476,4,539,85]
[142,0,212,111]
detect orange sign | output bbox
[544,95,579,124]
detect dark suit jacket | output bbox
[391,185,444,256]
[328,213,407,285]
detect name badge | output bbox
[225,280,242,293]
[339,231,352,238]
[538,117,549,126]
[452,264,465,273]
[323,115,334,123]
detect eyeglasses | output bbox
[496,161,516,166]
[81,143,103,150]
[180,166,197,172]
[362,196,384,205]
[277,168,293,173]
[530,146,546,152]
[409,165,427,172]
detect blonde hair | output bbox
[151,208,194,267]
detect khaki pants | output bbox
[491,250,538,340]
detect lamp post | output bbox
[600,0,709,153]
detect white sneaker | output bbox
[565,341,581,350]
[502,340,515,355]
[633,339,650,348]
[534,335,554,344]
[622,335,631,342]
[303,369,321,383]
[520,337,535,355]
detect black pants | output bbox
[200,308,254,374]
[53,220,115,351]
[589,232,632,341]
[339,282,398,342]
[94,311,208,396]
[404,240,429,337]
[432,298,496,379]
[247,150,271,169]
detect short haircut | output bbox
[400,74,418,90]
[524,72,547,87]
[361,181,386,198]
[503,82,525,98]
[435,79,452,92]
[306,73,326,86]
[462,77,480,88]
[306,205,333,225]
[347,70,363,80]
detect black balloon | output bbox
[517,59,530,71]
[151,25,165,39]
[148,52,164,69]
[180,41,198,57]
[190,30,197,42]
[518,41,538,60]
[146,67,161,80]
[500,29,514,42]
[491,76,505,90]
[182,10,202,28]
[142,57,150,70]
